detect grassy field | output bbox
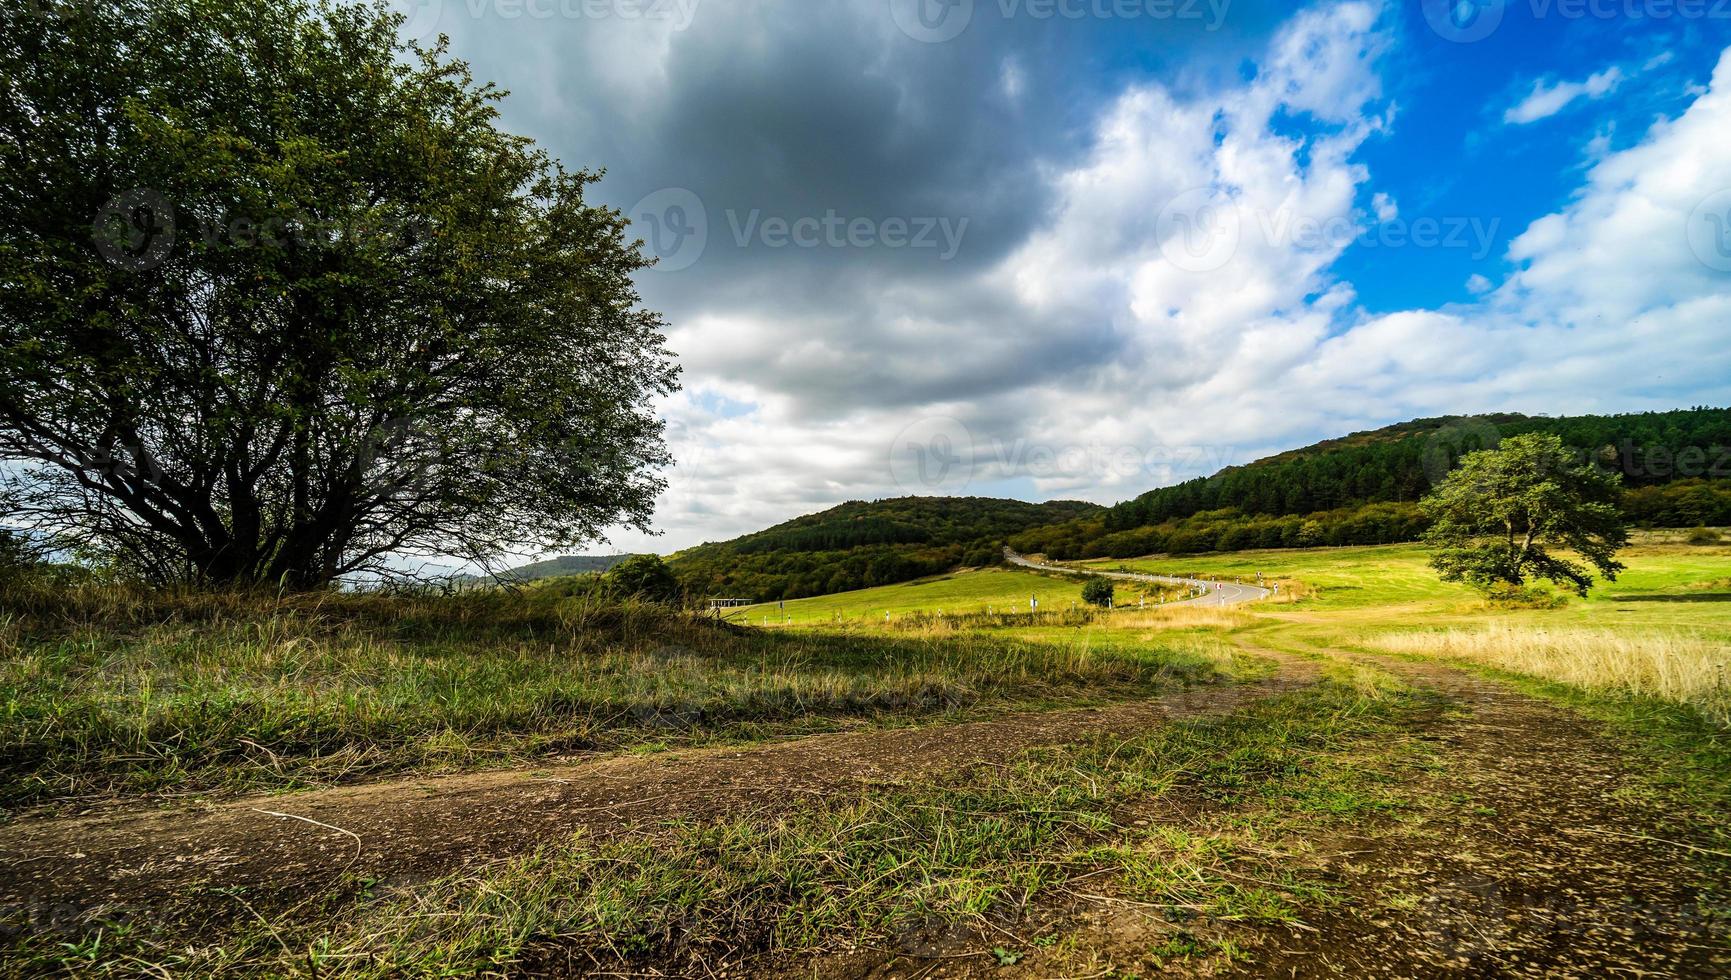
[0,580,1248,809]
[1072,538,1731,723]
[721,536,1731,725]
[729,566,1178,626]
[5,539,1730,976]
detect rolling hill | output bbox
[1010,408,1731,560]
[667,408,1730,600]
[668,496,1101,602]
[458,554,636,586]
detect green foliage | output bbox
[1106,408,1729,531]
[1421,433,1629,597]
[1622,480,1731,528]
[0,528,37,575]
[1687,527,1724,546]
[670,497,1098,602]
[1013,501,1427,562]
[1081,577,1114,608]
[0,0,677,589]
[604,554,680,603]
[459,554,633,587]
[1020,409,1728,561]
[1482,583,1570,609]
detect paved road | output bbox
[1003,549,1272,608]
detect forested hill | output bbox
[1010,407,1731,561]
[458,554,634,585]
[668,409,1729,599]
[669,497,1101,602]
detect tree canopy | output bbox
[605,554,680,603]
[0,0,679,588]
[1420,433,1628,597]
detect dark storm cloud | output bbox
[421,0,1289,415]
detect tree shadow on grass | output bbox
[1608,593,1731,603]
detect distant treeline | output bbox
[1104,408,1731,531]
[672,409,1731,601]
[670,497,1100,602]
[1012,502,1429,561]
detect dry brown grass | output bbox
[1375,625,1731,725]
[1110,605,1259,630]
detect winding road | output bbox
[1004,548,1272,608]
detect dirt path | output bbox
[1004,549,1273,606]
[747,649,1731,979]
[6,646,1726,978]
[1246,652,1731,978]
[0,664,1318,923]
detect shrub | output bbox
[605,554,681,603]
[1081,577,1115,608]
[1483,583,1568,609]
[1686,527,1722,545]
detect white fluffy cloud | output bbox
[599,5,1731,556]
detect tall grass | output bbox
[0,582,1235,806]
[1375,626,1731,725]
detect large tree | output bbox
[0,0,679,587]
[1421,433,1627,597]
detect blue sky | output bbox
[402,0,1731,555]
[1338,3,1728,311]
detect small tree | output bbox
[1421,433,1627,597]
[606,554,680,603]
[1081,577,1114,608]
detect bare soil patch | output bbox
[740,654,1731,979]
[1245,655,1731,978]
[0,666,1315,927]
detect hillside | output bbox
[1010,407,1731,560]
[460,554,635,585]
[669,496,1101,601]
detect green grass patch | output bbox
[0,588,1244,808]
[6,681,1435,976]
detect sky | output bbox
[390,0,1731,557]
